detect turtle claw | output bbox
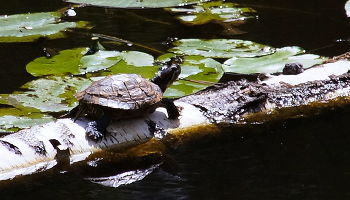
[86,121,105,141]
[85,114,111,141]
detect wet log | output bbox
[1,58,350,181]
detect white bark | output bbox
[0,102,206,181]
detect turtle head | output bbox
[152,56,182,92]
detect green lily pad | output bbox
[0,12,90,43]
[63,0,208,8]
[79,51,123,74]
[166,1,256,25]
[107,51,157,78]
[26,48,87,76]
[27,47,123,76]
[0,76,92,112]
[0,75,93,131]
[26,46,157,77]
[179,55,223,81]
[0,112,53,132]
[0,101,54,132]
[169,39,275,58]
[222,46,327,74]
[120,51,155,67]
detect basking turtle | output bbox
[66,57,182,141]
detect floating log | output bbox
[1,58,350,182]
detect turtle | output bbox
[65,56,182,141]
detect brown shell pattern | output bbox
[74,74,162,110]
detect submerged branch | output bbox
[93,33,165,54]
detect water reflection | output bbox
[1,0,350,199]
[166,107,350,199]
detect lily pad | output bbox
[106,51,156,78]
[26,48,87,76]
[0,101,54,132]
[64,0,208,8]
[0,76,92,112]
[79,51,123,74]
[120,51,155,67]
[165,1,256,25]
[26,48,155,76]
[169,39,275,58]
[222,46,327,74]
[0,12,90,43]
[0,112,53,132]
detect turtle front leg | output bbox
[85,114,111,141]
[161,98,180,119]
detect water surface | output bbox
[1,0,350,199]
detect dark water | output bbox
[1,0,350,199]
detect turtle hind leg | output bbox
[85,114,111,141]
[161,98,180,119]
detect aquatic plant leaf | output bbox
[108,51,157,78]
[1,77,92,112]
[166,1,256,25]
[26,48,122,76]
[222,46,326,74]
[26,48,87,76]
[0,112,53,132]
[120,51,155,67]
[0,98,54,131]
[169,39,275,58]
[79,51,123,74]
[0,12,89,43]
[63,0,208,8]
[26,48,155,76]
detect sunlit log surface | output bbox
[1,57,350,184]
[0,102,207,181]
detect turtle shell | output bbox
[75,74,163,110]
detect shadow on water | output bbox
[169,107,350,199]
[1,0,350,199]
